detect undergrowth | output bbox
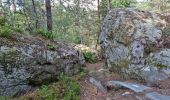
[36,29,55,39]
[0,16,23,37]
[17,68,87,100]
[83,51,97,63]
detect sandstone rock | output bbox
[100,8,170,83]
[0,34,85,96]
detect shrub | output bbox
[36,28,45,35]
[0,17,6,26]
[0,26,13,37]
[36,29,55,39]
[38,75,81,100]
[83,51,97,63]
[18,75,81,100]
[45,31,55,39]
[14,28,23,33]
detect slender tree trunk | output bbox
[59,0,62,5]
[96,0,101,49]
[0,0,2,14]
[32,0,39,29]
[0,0,2,7]
[108,0,111,12]
[12,0,16,12]
[45,0,52,32]
[97,0,101,32]
[0,0,2,12]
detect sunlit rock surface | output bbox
[0,34,85,96]
[100,8,170,84]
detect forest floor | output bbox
[80,61,170,100]
[15,60,170,100]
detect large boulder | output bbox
[0,34,85,96]
[100,8,170,83]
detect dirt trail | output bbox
[80,61,170,100]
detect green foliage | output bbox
[14,28,23,33]
[52,4,99,45]
[19,75,81,100]
[44,31,55,39]
[36,29,55,39]
[52,6,82,44]
[100,0,108,18]
[47,44,58,50]
[112,0,136,8]
[79,67,87,77]
[83,51,97,63]
[36,28,45,35]
[40,85,54,99]
[0,17,6,26]
[0,26,13,37]
[63,76,81,100]
[0,96,11,100]
[39,75,81,100]
[100,0,136,19]
[134,0,170,12]
[0,16,22,37]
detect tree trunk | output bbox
[45,0,52,32]
[12,0,16,12]
[0,0,2,13]
[0,0,2,7]
[97,0,101,32]
[108,0,111,12]
[96,0,101,49]
[32,0,39,29]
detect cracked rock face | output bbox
[100,8,170,83]
[0,34,85,96]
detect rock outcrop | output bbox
[100,8,170,83]
[0,34,85,96]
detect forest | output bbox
[0,0,170,100]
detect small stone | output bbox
[89,77,107,93]
[107,81,151,93]
[146,92,170,100]
[122,92,131,96]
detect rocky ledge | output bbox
[0,34,85,96]
[99,8,170,85]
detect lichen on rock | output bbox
[100,8,170,84]
[0,33,85,96]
